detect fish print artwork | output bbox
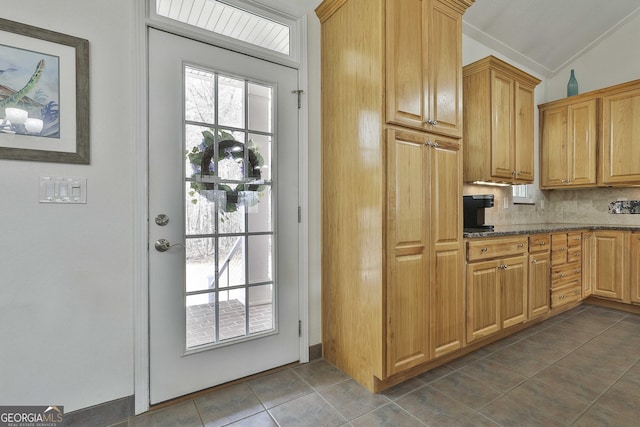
[0,43,60,138]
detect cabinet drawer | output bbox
[551,262,582,287]
[529,234,550,253]
[568,232,582,247]
[551,234,568,265]
[567,248,582,263]
[467,237,528,261]
[551,283,582,308]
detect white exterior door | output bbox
[148,29,300,404]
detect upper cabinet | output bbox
[601,85,640,185]
[539,79,640,188]
[539,98,598,189]
[463,56,541,184]
[386,0,465,138]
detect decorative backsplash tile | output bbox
[608,200,640,214]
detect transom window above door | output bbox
[151,0,299,64]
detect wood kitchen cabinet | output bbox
[528,234,550,319]
[582,231,594,298]
[539,99,598,189]
[630,232,640,304]
[591,231,628,302]
[550,232,583,308]
[601,84,640,185]
[386,128,463,375]
[463,56,541,184]
[316,0,472,392]
[466,237,528,343]
[386,0,464,138]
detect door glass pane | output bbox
[248,83,272,133]
[185,67,215,123]
[184,64,275,349]
[186,237,216,293]
[218,75,244,128]
[248,235,272,284]
[249,284,273,334]
[186,294,215,348]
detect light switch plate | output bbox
[39,176,87,204]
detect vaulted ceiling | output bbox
[463,0,640,76]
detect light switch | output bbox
[39,176,87,204]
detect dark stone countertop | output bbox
[463,223,640,239]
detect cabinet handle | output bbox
[540,241,546,245]
[574,237,580,241]
[575,289,580,295]
[559,295,565,300]
[559,273,565,277]
[575,269,581,273]
[481,247,488,253]
[426,119,438,126]
[517,243,524,248]
[517,171,523,176]
[574,252,580,256]
[559,247,566,251]
[585,235,590,240]
[532,259,537,264]
[432,142,439,148]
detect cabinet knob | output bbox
[481,247,488,253]
[585,235,590,240]
[517,243,524,248]
[532,259,537,264]
[517,171,523,176]
[575,289,580,295]
[559,247,566,251]
[574,237,580,241]
[575,252,580,256]
[559,273,565,277]
[540,241,546,245]
[560,295,565,300]
[426,119,438,126]
[575,269,581,274]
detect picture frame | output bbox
[0,18,89,164]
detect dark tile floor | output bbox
[120,304,640,426]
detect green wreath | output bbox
[187,130,266,212]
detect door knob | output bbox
[155,238,184,252]
[155,214,170,226]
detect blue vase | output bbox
[567,69,578,97]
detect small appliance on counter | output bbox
[463,194,494,233]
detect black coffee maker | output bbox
[463,194,494,232]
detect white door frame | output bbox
[132,0,309,415]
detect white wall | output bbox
[546,11,640,101]
[0,0,135,412]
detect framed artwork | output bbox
[0,18,89,163]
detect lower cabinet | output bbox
[466,237,528,344]
[528,234,550,319]
[631,232,640,304]
[582,231,594,297]
[591,230,628,302]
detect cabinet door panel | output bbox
[431,249,463,358]
[592,232,625,301]
[385,0,426,129]
[631,233,640,304]
[514,82,535,181]
[388,254,429,375]
[490,70,515,179]
[582,232,594,297]
[602,88,640,184]
[428,0,462,137]
[386,129,429,375]
[540,107,568,188]
[568,99,598,185]
[501,255,528,328]
[466,260,500,343]
[529,252,550,319]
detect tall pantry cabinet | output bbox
[316,0,473,392]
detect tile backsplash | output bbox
[463,185,640,226]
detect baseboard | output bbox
[309,343,322,360]
[64,395,133,427]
